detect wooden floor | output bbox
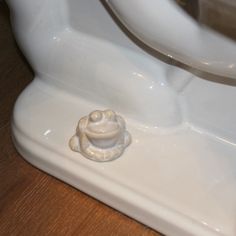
[0,2,162,236]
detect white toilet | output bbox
[6,0,236,235]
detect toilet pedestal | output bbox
[7,0,236,235]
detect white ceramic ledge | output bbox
[12,78,236,236]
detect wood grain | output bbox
[0,2,162,236]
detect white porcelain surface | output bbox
[106,0,236,79]
[7,0,184,127]
[13,78,236,236]
[6,0,236,235]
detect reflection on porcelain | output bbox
[6,0,236,235]
[106,0,236,79]
[69,110,131,161]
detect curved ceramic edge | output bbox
[5,0,189,128]
[11,113,218,236]
[11,79,236,236]
[12,127,209,236]
[106,0,236,79]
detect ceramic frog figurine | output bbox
[69,109,131,162]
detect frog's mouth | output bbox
[85,122,121,140]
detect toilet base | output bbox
[12,78,236,236]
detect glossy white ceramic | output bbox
[106,0,236,79]
[7,0,236,235]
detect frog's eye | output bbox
[104,109,116,121]
[89,111,103,122]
